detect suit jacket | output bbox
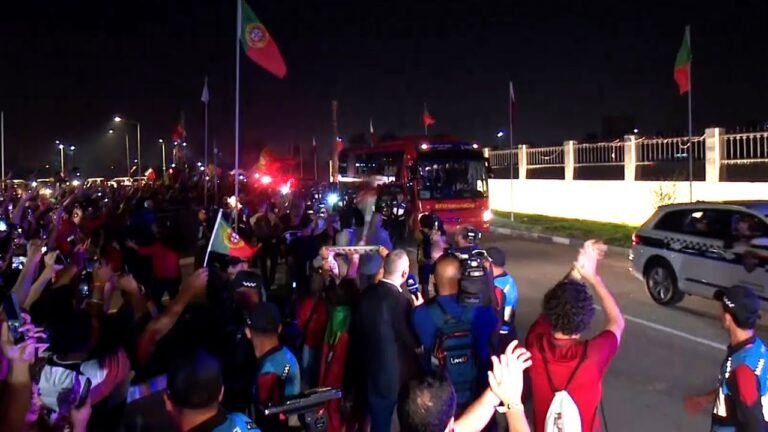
[352,280,421,400]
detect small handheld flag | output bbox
[203,210,258,266]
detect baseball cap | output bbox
[405,274,419,292]
[230,270,263,291]
[167,350,223,409]
[245,302,282,334]
[486,247,506,267]
[715,285,761,328]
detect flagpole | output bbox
[423,102,428,135]
[233,0,242,233]
[508,81,515,222]
[312,136,318,181]
[686,25,693,203]
[299,142,304,178]
[213,139,219,205]
[203,76,209,208]
[1,111,5,181]
[203,209,223,267]
[331,100,339,183]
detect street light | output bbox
[112,114,141,175]
[496,130,505,138]
[56,142,65,176]
[107,129,131,176]
[159,139,167,182]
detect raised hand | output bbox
[487,340,532,406]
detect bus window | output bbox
[349,151,404,179]
[416,156,488,200]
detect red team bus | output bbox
[338,136,492,233]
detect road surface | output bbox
[482,232,752,431]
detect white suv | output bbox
[630,201,768,308]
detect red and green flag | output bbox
[674,26,692,95]
[240,1,287,79]
[208,210,258,260]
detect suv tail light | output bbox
[632,232,641,246]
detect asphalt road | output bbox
[481,232,755,431]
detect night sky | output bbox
[1,0,767,177]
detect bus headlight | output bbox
[482,209,493,222]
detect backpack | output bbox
[542,341,589,432]
[429,301,478,407]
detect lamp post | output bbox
[113,115,141,175]
[68,145,75,173]
[56,141,64,176]
[108,129,131,176]
[159,139,167,182]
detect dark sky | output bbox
[1,0,767,177]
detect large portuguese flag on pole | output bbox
[240,0,287,79]
[674,26,692,95]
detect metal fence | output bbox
[574,142,624,166]
[488,132,766,169]
[723,132,768,164]
[527,147,563,167]
[637,137,705,164]
[489,149,518,168]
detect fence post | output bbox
[563,140,576,181]
[623,134,638,181]
[705,127,725,182]
[519,145,528,180]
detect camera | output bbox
[259,387,342,432]
[12,256,26,270]
[457,250,493,306]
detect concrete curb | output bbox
[490,226,631,256]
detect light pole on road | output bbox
[108,129,131,176]
[56,141,64,176]
[159,139,167,182]
[113,115,141,175]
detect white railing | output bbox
[574,142,625,166]
[723,132,768,164]
[528,146,563,167]
[637,137,704,164]
[489,149,518,168]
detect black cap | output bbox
[486,247,506,267]
[715,285,761,328]
[167,351,223,410]
[245,302,282,334]
[230,270,263,292]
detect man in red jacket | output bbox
[525,241,624,432]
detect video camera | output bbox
[454,249,494,307]
[258,387,342,432]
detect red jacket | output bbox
[137,243,181,280]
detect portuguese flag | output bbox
[207,210,258,260]
[674,26,692,95]
[240,1,287,79]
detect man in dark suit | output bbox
[353,249,422,432]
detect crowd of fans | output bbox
[2,177,761,432]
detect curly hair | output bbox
[542,280,595,336]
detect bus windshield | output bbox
[416,156,488,200]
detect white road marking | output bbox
[594,305,727,350]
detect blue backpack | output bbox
[429,301,478,408]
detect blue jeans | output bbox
[368,394,397,432]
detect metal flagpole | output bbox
[508,80,515,222]
[1,111,4,181]
[686,25,694,203]
[213,139,219,206]
[203,76,209,207]
[299,142,304,178]
[423,102,428,135]
[312,136,318,181]
[331,100,339,183]
[233,0,242,233]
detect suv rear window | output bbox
[653,209,731,239]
